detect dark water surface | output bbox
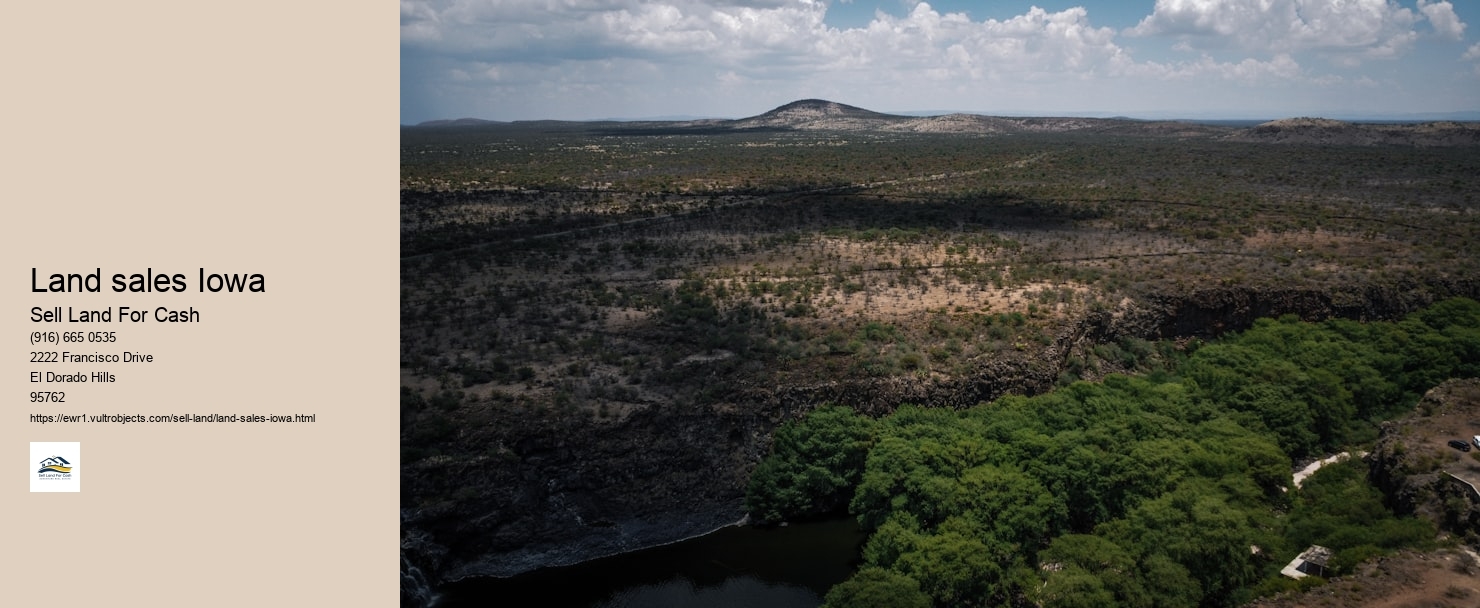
[435,518,865,608]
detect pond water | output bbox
[434,518,866,608]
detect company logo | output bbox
[38,456,73,476]
[30,441,80,492]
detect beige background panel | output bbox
[2,2,397,606]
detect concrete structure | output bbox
[1280,545,1333,580]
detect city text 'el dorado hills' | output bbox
[30,268,265,293]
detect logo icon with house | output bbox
[37,456,73,475]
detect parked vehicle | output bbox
[1449,439,1472,452]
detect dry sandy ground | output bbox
[1410,380,1480,492]
[1250,549,1480,608]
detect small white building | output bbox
[1280,545,1332,580]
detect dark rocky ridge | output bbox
[400,277,1480,606]
[402,404,767,579]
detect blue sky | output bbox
[402,1,1480,123]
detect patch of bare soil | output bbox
[1249,549,1480,608]
[1401,380,1480,499]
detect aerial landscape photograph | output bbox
[400,1,1480,606]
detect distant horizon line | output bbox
[408,101,1480,126]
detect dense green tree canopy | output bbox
[748,298,1480,607]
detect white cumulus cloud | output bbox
[1465,42,1480,61]
[1128,0,1424,61]
[1118,52,1302,84]
[1418,0,1467,40]
[814,4,1127,78]
[400,1,1479,121]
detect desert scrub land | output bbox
[402,125,1479,423]
[399,118,1480,593]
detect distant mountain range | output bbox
[707,99,1235,135]
[410,99,1480,146]
[414,117,506,127]
[1225,117,1480,146]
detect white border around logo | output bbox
[30,441,81,493]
